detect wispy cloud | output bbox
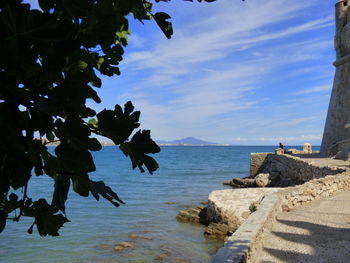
[292,84,332,95]
[106,0,335,144]
[257,135,322,142]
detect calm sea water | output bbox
[0,146,312,263]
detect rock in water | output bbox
[227,178,256,188]
[206,188,282,231]
[204,223,232,240]
[176,206,208,224]
[113,246,124,252]
[128,233,139,239]
[255,173,271,187]
[155,253,169,260]
[118,242,135,248]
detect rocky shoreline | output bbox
[176,150,350,262]
[176,187,282,240]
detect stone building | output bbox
[321,0,350,156]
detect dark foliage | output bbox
[0,0,167,236]
[0,0,224,236]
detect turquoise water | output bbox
[0,146,304,263]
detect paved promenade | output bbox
[259,191,350,263]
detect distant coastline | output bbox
[98,142,231,146]
[157,143,230,146]
[44,141,230,147]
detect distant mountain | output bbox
[156,137,217,145]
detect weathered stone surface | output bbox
[176,206,208,224]
[118,241,135,248]
[232,178,256,187]
[164,202,177,205]
[155,253,168,260]
[212,171,350,263]
[128,233,139,239]
[206,188,282,232]
[224,177,256,188]
[255,173,271,187]
[250,152,269,177]
[225,172,281,188]
[113,245,124,252]
[204,223,232,240]
[95,244,114,250]
[321,1,350,156]
[223,180,231,185]
[250,153,346,184]
[334,146,350,160]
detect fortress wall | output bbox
[321,0,350,156]
[250,153,269,177]
[250,153,345,183]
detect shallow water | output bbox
[0,146,310,262]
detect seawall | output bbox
[212,153,350,263]
[250,152,345,182]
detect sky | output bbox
[27,0,339,145]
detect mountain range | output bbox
[156,137,217,145]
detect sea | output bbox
[0,145,315,263]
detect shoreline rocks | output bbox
[176,188,282,240]
[176,206,231,240]
[224,171,295,188]
[206,188,282,231]
[113,241,135,253]
[176,206,208,225]
[204,223,233,239]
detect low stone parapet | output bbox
[250,152,345,183]
[212,171,350,263]
[206,188,282,231]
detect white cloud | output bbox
[125,3,331,73]
[292,84,332,95]
[111,0,334,144]
[257,135,322,142]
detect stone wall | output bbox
[250,153,269,177]
[328,139,350,156]
[320,0,350,156]
[250,153,345,183]
[280,173,350,210]
[206,188,282,231]
[212,171,350,263]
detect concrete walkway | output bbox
[259,191,350,263]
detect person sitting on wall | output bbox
[279,142,284,153]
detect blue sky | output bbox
[27,0,338,145]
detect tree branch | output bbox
[13,180,30,222]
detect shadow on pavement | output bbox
[261,218,350,263]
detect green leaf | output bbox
[0,104,26,154]
[153,12,173,39]
[89,180,125,207]
[55,143,96,174]
[0,0,167,236]
[78,61,88,70]
[46,132,55,142]
[0,209,7,234]
[52,175,70,213]
[2,154,32,190]
[72,176,90,197]
[24,199,69,236]
[55,118,101,152]
[88,118,98,129]
[38,0,55,13]
[97,102,141,145]
[27,140,45,176]
[119,130,160,174]
[5,193,22,213]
